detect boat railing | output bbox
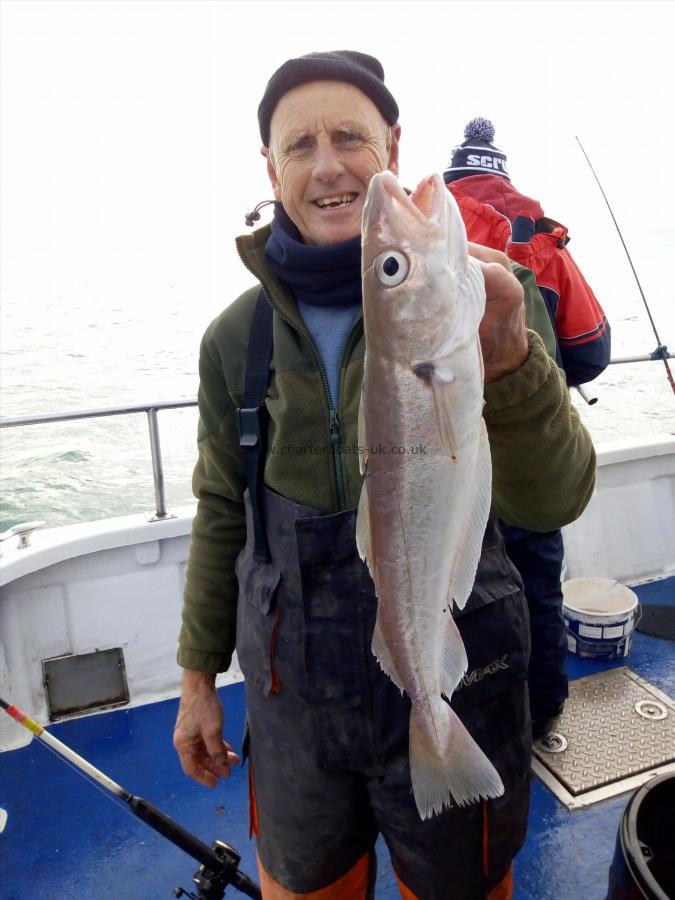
[0,399,198,525]
[0,352,672,531]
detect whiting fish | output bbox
[357,170,504,819]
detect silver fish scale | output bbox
[533,668,675,805]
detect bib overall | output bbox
[235,294,532,899]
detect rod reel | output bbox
[174,840,260,900]
[0,697,261,899]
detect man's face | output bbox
[264,81,400,246]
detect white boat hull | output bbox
[2,435,673,752]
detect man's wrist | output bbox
[484,333,529,383]
[484,332,553,413]
[182,669,217,690]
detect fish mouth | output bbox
[363,171,446,237]
[409,174,444,219]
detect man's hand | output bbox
[173,669,240,788]
[468,243,529,383]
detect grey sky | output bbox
[2,0,674,339]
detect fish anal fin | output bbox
[372,615,405,694]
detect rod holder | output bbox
[574,384,598,406]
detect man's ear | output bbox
[261,146,282,202]
[387,124,402,177]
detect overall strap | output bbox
[236,289,274,562]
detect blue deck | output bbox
[1,577,673,899]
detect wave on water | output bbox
[27,450,92,465]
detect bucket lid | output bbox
[562,577,638,616]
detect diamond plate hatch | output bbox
[532,667,675,810]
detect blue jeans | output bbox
[501,525,568,720]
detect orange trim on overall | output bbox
[396,864,513,900]
[482,800,514,900]
[395,872,418,900]
[482,800,490,875]
[248,766,260,839]
[257,851,371,899]
[269,603,282,694]
[488,866,514,900]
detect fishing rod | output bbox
[576,136,675,398]
[0,697,261,900]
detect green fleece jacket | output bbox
[177,225,595,674]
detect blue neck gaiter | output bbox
[264,203,362,407]
[264,203,362,306]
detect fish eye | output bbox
[374,251,409,287]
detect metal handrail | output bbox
[0,398,197,429]
[0,350,671,522]
[0,399,198,521]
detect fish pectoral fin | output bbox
[358,385,368,475]
[356,482,373,566]
[372,615,405,693]
[447,424,492,611]
[409,708,504,820]
[429,369,459,460]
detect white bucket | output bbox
[562,577,640,660]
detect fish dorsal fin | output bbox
[448,422,492,611]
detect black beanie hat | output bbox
[443,118,510,184]
[258,50,399,146]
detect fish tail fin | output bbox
[409,709,504,820]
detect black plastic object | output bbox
[607,773,675,899]
[635,605,675,642]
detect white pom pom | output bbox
[464,117,495,144]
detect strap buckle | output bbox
[236,407,263,449]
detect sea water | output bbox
[1,284,674,531]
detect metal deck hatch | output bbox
[42,648,129,721]
[532,667,675,810]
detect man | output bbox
[443,118,611,738]
[174,52,596,899]
[443,117,610,385]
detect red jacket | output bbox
[448,174,611,385]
